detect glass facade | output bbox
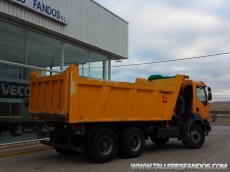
[90,52,108,79]
[64,43,89,77]
[0,21,26,64]
[27,30,62,68]
[0,19,110,144]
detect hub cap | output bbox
[98,136,113,155]
[189,130,201,144]
[16,125,23,134]
[129,134,141,151]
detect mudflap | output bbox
[40,140,82,152]
[204,120,211,136]
[177,123,189,141]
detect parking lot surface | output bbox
[0,126,229,172]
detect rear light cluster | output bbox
[72,124,84,135]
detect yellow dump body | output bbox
[29,64,188,123]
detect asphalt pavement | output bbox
[0,126,229,172]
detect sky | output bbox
[95,0,230,102]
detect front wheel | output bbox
[182,124,205,149]
[10,124,24,136]
[150,137,169,145]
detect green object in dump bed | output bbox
[148,75,176,81]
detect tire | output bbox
[119,127,145,158]
[87,128,118,163]
[54,147,80,156]
[182,124,205,149]
[176,95,185,116]
[10,124,24,136]
[150,137,169,145]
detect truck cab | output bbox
[182,80,212,132]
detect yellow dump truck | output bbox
[29,64,212,163]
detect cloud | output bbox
[95,0,230,101]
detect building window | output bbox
[64,43,89,77]
[0,20,26,64]
[0,20,110,80]
[90,52,108,79]
[27,30,62,69]
[18,67,25,79]
[0,64,8,78]
[0,64,28,80]
[8,65,18,79]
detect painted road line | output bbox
[0,146,53,158]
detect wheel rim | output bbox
[129,134,141,151]
[98,136,113,155]
[16,125,22,134]
[189,130,201,144]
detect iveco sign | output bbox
[8,0,68,25]
[0,82,29,98]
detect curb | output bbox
[0,138,49,150]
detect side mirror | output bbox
[208,87,212,101]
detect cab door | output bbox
[195,86,210,120]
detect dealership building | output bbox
[0,0,128,144]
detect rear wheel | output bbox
[87,128,118,163]
[10,124,24,136]
[54,147,80,156]
[150,137,169,145]
[119,127,145,158]
[182,124,205,149]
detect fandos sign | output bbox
[8,0,68,25]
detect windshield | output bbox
[197,86,207,103]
